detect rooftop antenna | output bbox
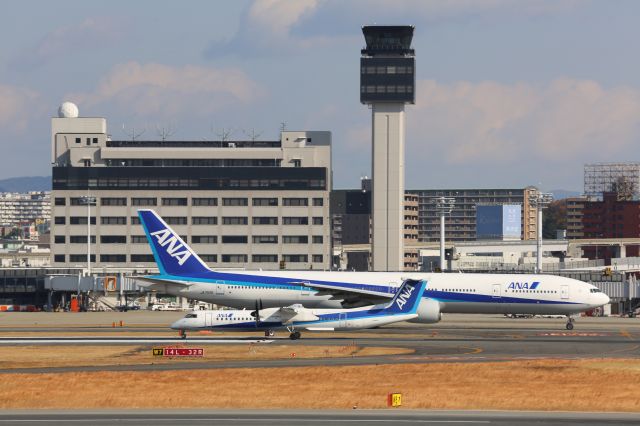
[279,122,287,133]
[242,128,263,141]
[122,123,145,141]
[155,123,176,141]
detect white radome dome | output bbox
[58,102,79,118]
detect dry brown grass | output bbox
[0,344,411,369]
[1,359,639,411]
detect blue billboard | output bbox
[476,204,521,240]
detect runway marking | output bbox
[604,344,640,355]
[537,332,606,337]
[620,329,633,340]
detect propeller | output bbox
[252,299,264,328]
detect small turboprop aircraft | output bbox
[171,279,427,339]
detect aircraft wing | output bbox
[291,281,393,308]
[278,306,319,324]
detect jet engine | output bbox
[409,298,442,324]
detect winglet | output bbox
[382,279,426,315]
[137,209,211,276]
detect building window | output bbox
[101,198,127,206]
[83,159,91,167]
[312,255,323,263]
[200,255,218,262]
[101,216,126,225]
[131,254,154,262]
[54,235,65,244]
[162,198,188,206]
[222,198,248,206]
[222,217,248,225]
[312,217,324,225]
[312,198,324,206]
[131,217,141,225]
[283,198,308,206]
[54,254,65,263]
[283,235,308,244]
[75,138,81,144]
[92,138,98,144]
[132,198,157,206]
[70,236,96,243]
[71,216,96,225]
[100,235,127,244]
[54,198,66,206]
[192,236,218,244]
[54,216,66,225]
[252,255,278,263]
[252,235,277,244]
[193,216,217,225]
[70,254,95,262]
[222,254,248,263]
[100,254,126,263]
[222,235,248,244]
[165,217,188,225]
[192,198,218,206]
[131,235,147,244]
[253,217,278,225]
[283,254,308,263]
[253,198,278,206]
[283,217,308,225]
[312,235,323,244]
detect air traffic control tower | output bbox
[360,25,415,271]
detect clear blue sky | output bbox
[1,0,639,191]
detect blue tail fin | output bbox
[138,209,211,276]
[382,279,426,315]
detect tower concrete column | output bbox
[371,103,405,271]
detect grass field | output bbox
[1,359,639,411]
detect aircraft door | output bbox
[205,312,214,327]
[561,285,569,300]
[338,313,347,329]
[215,281,225,296]
[492,284,501,298]
[300,282,311,298]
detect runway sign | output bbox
[152,347,204,357]
[388,393,402,407]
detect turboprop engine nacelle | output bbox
[409,298,442,324]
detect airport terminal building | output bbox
[50,105,331,271]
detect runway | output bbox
[0,313,638,373]
[0,410,639,426]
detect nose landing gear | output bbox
[565,316,575,330]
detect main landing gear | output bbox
[264,329,275,337]
[289,331,301,340]
[565,316,575,330]
[179,329,187,339]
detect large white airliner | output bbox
[137,210,610,330]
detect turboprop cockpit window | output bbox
[185,314,198,318]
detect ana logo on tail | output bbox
[395,282,416,310]
[150,228,192,266]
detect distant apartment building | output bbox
[50,105,332,271]
[582,192,640,260]
[403,193,419,270]
[566,197,588,239]
[0,192,51,237]
[406,187,540,242]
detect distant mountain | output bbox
[0,176,51,193]
[550,189,581,200]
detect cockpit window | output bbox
[590,288,601,293]
[185,313,198,318]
